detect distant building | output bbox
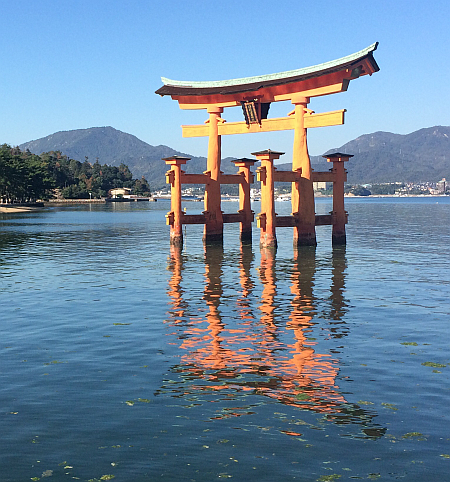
[436,178,447,193]
[313,181,332,191]
[109,188,132,198]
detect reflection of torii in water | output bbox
[163,245,386,436]
[164,245,371,419]
[257,247,343,409]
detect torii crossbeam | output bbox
[156,43,379,246]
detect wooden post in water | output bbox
[291,94,317,247]
[164,155,190,247]
[254,150,284,249]
[323,152,353,245]
[232,158,255,243]
[204,106,224,244]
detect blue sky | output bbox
[1,0,449,161]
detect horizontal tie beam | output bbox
[311,170,347,183]
[182,110,345,138]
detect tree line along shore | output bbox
[0,144,151,204]
[1,144,448,205]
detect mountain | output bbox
[314,126,450,183]
[19,126,234,188]
[19,125,450,186]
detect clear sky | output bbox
[1,0,449,161]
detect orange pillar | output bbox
[164,155,189,247]
[254,149,284,249]
[291,95,317,247]
[323,152,353,245]
[203,106,224,244]
[232,158,255,243]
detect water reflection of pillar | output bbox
[256,248,280,378]
[328,246,349,336]
[287,248,316,374]
[203,244,226,368]
[237,243,255,322]
[167,245,185,323]
[258,247,278,328]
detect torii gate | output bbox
[156,43,379,247]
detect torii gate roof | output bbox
[155,43,379,106]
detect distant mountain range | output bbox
[310,126,450,183]
[18,125,450,186]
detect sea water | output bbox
[0,197,449,481]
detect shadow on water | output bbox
[162,243,386,440]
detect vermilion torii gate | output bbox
[156,43,379,247]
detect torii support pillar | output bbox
[164,155,190,247]
[254,149,284,249]
[232,158,255,243]
[323,152,353,245]
[292,95,317,247]
[203,106,224,244]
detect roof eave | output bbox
[155,42,379,98]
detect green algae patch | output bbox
[422,362,446,368]
[381,403,398,411]
[295,393,310,401]
[401,432,426,440]
[401,342,418,346]
[317,475,341,481]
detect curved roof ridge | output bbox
[161,43,378,88]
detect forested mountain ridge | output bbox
[19,125,450,186]
[19,127,228,188]
[276,126,450,184]
[325,126,450,183]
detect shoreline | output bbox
[0,202,45,213]
[44,199,106,205]
[2,193,447,212]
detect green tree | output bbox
[351,186,371,196]
[133,176,151,196]
[0,145,54,202]
[370,183,397,195]
[0,146,151,201]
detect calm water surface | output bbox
[1,197,449,481]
